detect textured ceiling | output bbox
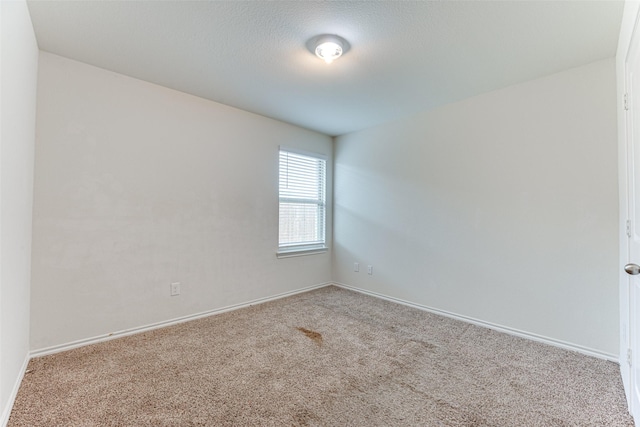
[27,1,623,136]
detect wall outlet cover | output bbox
[170,282,181,296]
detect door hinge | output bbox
[628,348,633,367]
[625,93,630,111]
[627,220,632,238]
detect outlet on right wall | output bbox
[333,58,618,358]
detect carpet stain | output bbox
[296,327,322,345]
[293,407,321,426]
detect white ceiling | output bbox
[27,0,623,136]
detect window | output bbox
[278,148,327,255]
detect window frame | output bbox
[277,146,328,258]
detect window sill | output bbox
[276,247,328,258]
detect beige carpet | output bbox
[9,286,634,426]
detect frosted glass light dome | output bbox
[306,35,350,64]
[315,40,343,64]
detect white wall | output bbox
[31,52,333,351]
[334,58,619,358]
[0,0,38,423]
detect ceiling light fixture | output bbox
[306,34,350,64]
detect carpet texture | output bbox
[9,286,634,426]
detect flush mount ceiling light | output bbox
[306,34,350,64]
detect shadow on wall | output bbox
[332,148,595,336]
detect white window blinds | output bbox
[278,149,326,252]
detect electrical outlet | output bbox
[170,282,181,296]
[367,265,373,275]
[354,262,359,272]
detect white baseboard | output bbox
[30,282,332,358]
[31,281,618,362]
[1,353,30,427]
[331,282,618,363]
[20,279,617,426]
